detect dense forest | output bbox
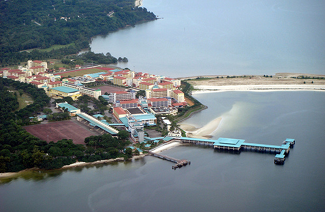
[0,0,156,66]
[0,78,131,172]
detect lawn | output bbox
[11,90,34,110]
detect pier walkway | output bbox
[148,151,190,169]
[147,136,295,167]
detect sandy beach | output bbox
[185,73,325,92]
[192,84,325,93]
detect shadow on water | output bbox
[0,169,63,184]
[0,161,125,185]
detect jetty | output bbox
[179,137,295,165]
[148,151,190,170]
[146,137,295,169]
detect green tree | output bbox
[118,130,129,140]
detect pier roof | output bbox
[275,150,286,159]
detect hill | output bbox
[0,0,156,66]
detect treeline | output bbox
[60,51,119,69]
[0,0,156,66]
[0,78,51,124]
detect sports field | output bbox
[24,120,97,144]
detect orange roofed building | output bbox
[113,107,128,120]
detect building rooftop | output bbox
[114,107,127,115]
[173,90,183,94]
[133,114,156,121]
[127,107,144,114]
[120,99,138,104]
[48,81,62,85]
[114,76,126,80]
[51,86,79,93]
[143,77,156,81]
[58,103,79,112]
[153,88,168,92]
[139,82,153,86]
[159,81,173,86]
[115,91,128,94]
[148,98,168,102]
[30,81,42,85]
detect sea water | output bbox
[90,0,325,77]
[1,91,325,211]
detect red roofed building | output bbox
[172,102,187,107]
[159,81,174,89]
[113,107,128,120]
[48,81,63,88]
[27,60,48,70]
[34,76,49,83]
[59,67,66,72]
[150,88,168,98]
[30,81,44,88]
[30,66,45,74]
[114,70,131,79]
[139,82,154,90]
[75,65,81,69]
[100,72,113,81]
[113,76,126,86]
[7,76,19,81]
[172,89,185,102]
[142,77,157,84]
[8,69,21,74]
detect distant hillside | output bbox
[0,0,156,66]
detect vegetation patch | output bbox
[38,44,75,52]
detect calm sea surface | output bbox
[1,91,325,211]
[91,0,325,77]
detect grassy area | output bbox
[185,97,194,106]
[38,43,75,52]
[15,92,34,110]
[59,68,108,78]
